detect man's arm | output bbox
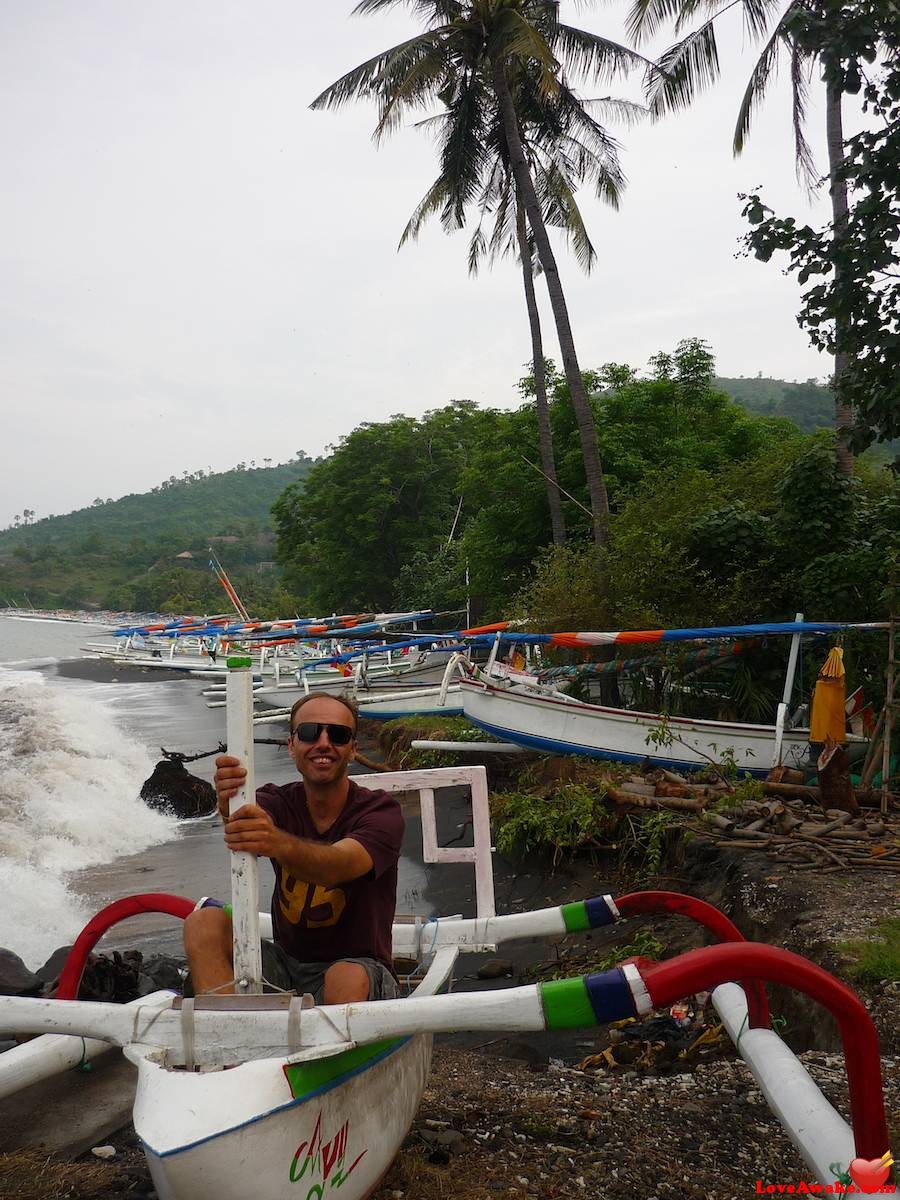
[213,754,374,886]
[223,804,373,887]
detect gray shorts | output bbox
[261,940,398,1003]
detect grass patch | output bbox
[374,715,493,768]
[841,918,900,984]
[526,929,666,981]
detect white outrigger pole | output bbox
[225,654,262,993]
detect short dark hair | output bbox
[289,691,359,735]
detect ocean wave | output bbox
[0,670,177,965]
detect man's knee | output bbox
[183,906,232,955]
[322,961,370,1004]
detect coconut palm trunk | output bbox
[491,55,610,552]
[516,198,567,546]
[825,81,853,477]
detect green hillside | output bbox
[0,455,315,613]
[715,376,833,432]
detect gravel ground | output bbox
[8,1042,895,1200]
[374,1045,900,1199]
[2,832,898,1199]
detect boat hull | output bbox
[130,1034,432,1200]
[460,679,864,775]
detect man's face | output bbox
[287,696,357,787]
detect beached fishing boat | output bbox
[460,675,869,774]
[459,620,886,774]
[0,663,892,1196]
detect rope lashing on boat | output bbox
[180,998,194,1075]
[538,639,761,681]
[414,916,440,962]
[74,1037,92,1073]
[287,994,303,1053]
[735,1009,789,1052]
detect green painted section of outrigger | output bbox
[560,902,590,933]
[539,977,596,1029]
[283,1038,406,1101]
[226,655,253,668]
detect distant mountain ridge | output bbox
[0,456,316,549]
[0,456,316,612]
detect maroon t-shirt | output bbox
[256,779,403,971]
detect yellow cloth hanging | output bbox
[809,646,847,743]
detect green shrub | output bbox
[492,783,611,862]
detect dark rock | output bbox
[477,958,515,980]
[140,759,216,818]
[140,955,186,994]
[35,945,73,986]
[0,948,42,996]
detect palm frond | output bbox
[373,34,457,140]
[789,39,818,186]
[554,23,654,81]
[494,11,561,100]
[353,0,462,22]
[739,0,790,43]
[467,223,488,274]
[541,162,599,269]
[399,178,451,247]
[732,25,782,154]
[625,0,701,44]
[310,29,446,113]
[645,20,721,116]
[582,96,649,129]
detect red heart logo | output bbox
[848,1156,892,1192]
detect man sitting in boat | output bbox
[182,693,404,1004]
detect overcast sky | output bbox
[2,1,841,528]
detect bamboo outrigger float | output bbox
[0,665,893,1197]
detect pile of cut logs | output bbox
[605,765,899,873]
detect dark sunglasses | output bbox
[290,721,355,746]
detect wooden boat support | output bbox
[0,766,892,1196]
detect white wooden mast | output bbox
[226,655,262,993]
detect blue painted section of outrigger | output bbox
[465,716,768,778]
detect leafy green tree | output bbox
[627,0,895,474]
[312,0,652,551]
[273,402,495,612]
[742,0,900,462]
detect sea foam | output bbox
[0,669,177,968]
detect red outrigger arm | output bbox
[616,890,770,1028]
[635,942,888,1163]
[56,893,195,1000]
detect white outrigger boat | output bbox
[459,620,886,775]
[0,660,892,1197]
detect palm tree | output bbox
[626,0,865,475]
[399,57,642,546]
[311,0,650,550]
